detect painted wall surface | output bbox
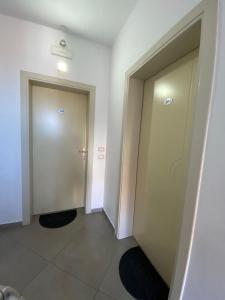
[0,14,111,224]
[104,0,200,227]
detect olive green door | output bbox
[134,50,199,285]
[32,86,88,215]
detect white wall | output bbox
[104,0,200,227]
[0,14,111,225]
[104,0,225,299]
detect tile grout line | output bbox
[2,220,86,263]
[21,259,98,297]
[0,231,50,295]
[48,227,122,297]
[93,289,99,299]
[95,246,121,300]
[48,227,84,261]
[2,231,53,264]
[21,263,49,294]
[50,260,98,292]
[1,214,123,299]
[49,228,120,296]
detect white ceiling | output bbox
[0,0,138,45]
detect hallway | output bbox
[0,1,224,299]
[0,210,136,300]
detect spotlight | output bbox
[57,61,68,72]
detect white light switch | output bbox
[98,147,105,152]
[98,154,104,159]
[58,108,64,114]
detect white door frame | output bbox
[117,0,218,299]
[20,71,96,225]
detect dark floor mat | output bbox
[39,209,77,228]
[119,247,169,300]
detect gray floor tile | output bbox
[54,228,117,289]
[73,211,115,238]
[100,241,135,300]
[95,291,114,300]
[0,233,47,292]
[23,264,96,300]
[0,211,138,299]
[3,215,83,261]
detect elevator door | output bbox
[32,86,88,215]
[133,50,199,285]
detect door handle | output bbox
[79,148,88,154]
[79,148,88,160]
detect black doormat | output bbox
[119,247,169,300]
[39,209,77,228]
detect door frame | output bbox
[20,71,96,225]
[117,0,218,299]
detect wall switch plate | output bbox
[58,108,64,114]
[98,147,105,152]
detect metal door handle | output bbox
[79,149,88,153]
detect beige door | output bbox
[133,50,199,285]
[32,86,88,215]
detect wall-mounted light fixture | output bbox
[51,36,72,73]
[59,39,67,48]
[155,84,174,99]
[51,39,72,59]
[57,61,68,73]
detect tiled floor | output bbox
[0,209,137,300]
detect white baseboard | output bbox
[91,208,103,213]
[0,221,22,228]
[103,208,115,229]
